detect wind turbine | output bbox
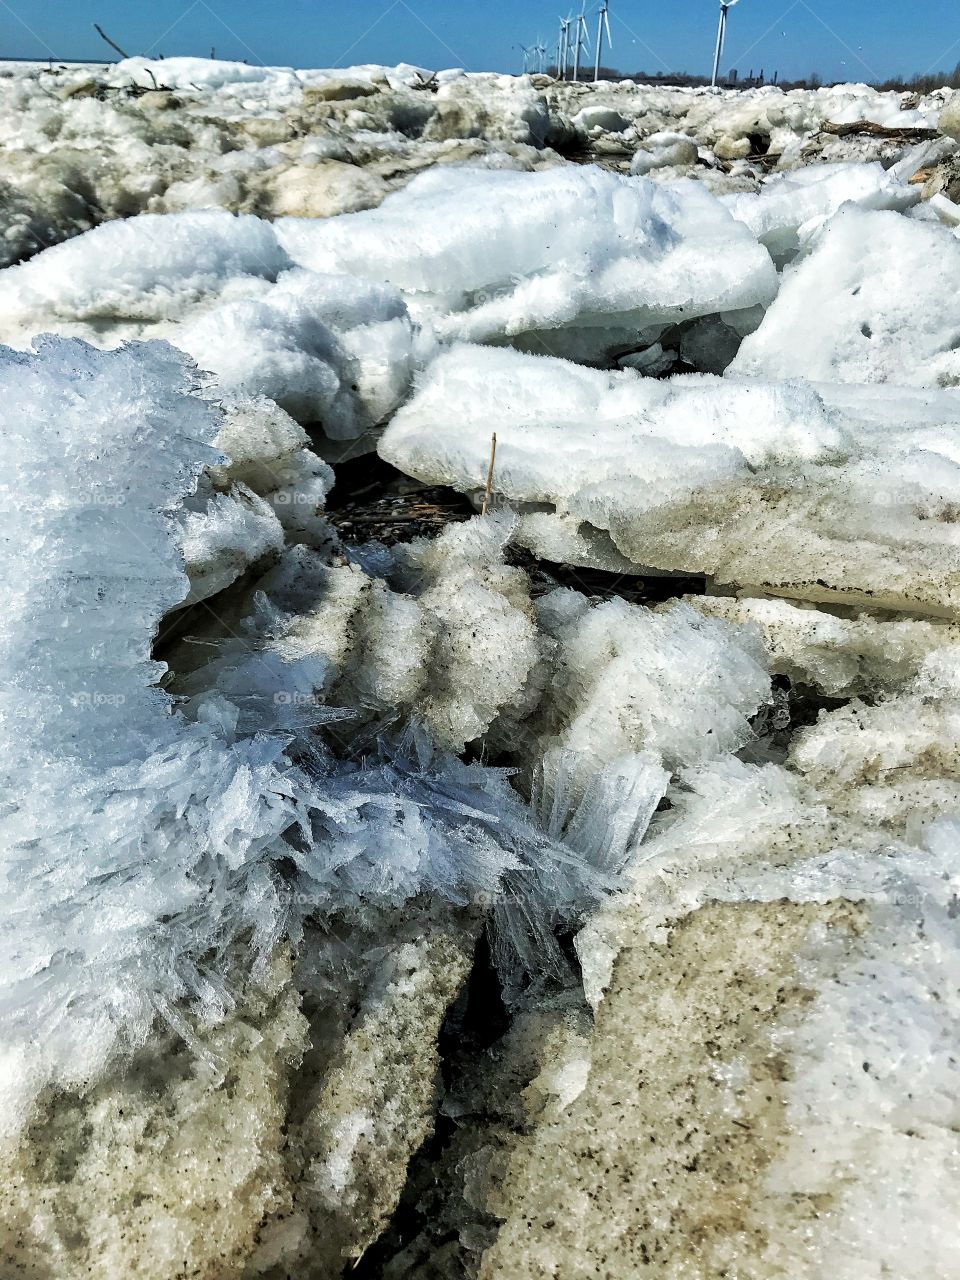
[558,14,573,80]
[534,38,548,73]
[711,0,739,89]
[594,0,612,82]
[520,42,534,74]
[571,7,591,82]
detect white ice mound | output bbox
[276,166,778,360]
[0,211,292,338]
[175,270,434,436]
[0,213,432,444]
[730,206,960,386]
[382,344,960,616]
[0,338,620,1128]
[723,161,918,266]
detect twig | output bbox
[481,432,497,516]
[93,23,130,60]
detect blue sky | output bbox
[4,0,960,84]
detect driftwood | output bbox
[821,119,938,141]
[411,71,440,92]
[93,23,130,60]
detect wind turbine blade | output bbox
[605,10,612,46]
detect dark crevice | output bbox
[325,454,476,547]
[347,926,511,1279]
[507,545,707,605]
[740,675,853,766]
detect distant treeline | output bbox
[551,62,960,93]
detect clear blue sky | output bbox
[4,0,960,85]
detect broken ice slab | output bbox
[730,204,960,386]
[381,343,960,619]
[721,160,917,267]
[275,164,778,363]
[484,656,960,1279]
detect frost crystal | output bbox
[0,339,616,1126]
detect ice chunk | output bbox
[175,270,433,437]
[0,338,613,1134]
[731,205,960,385]
[0,216,431,447]
[681,595,960,698]
[629,131,699,175]
[723,161,918,266]
[276,166,778,360]
[0,210,291,341]
[383,343,960,617]
[515,596,770,808]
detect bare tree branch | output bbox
[93,23,130,60]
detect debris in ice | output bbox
[383,342,960,616]
[488,641,960,1278]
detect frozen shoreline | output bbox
[3,58,960,1280]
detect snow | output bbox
[731,205,960,385]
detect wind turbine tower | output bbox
[571,8,590,82]
[594,0,612,82]
[711,0,740,89]
[558,15,573,80]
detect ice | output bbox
[5,51,960,1277]
[521,595,770,810]
[491,633,960,1279]
[382,343,960,615]
[0,60,952,282]
[275,166,778,360]
[682,594,960,698]
[0,338,622,1133]
[0,214,433,448]
[0,210,291,341]
[731,206,960,385]
[723,160,918,266]
[629,130,700,174]
[174,270,433,437]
